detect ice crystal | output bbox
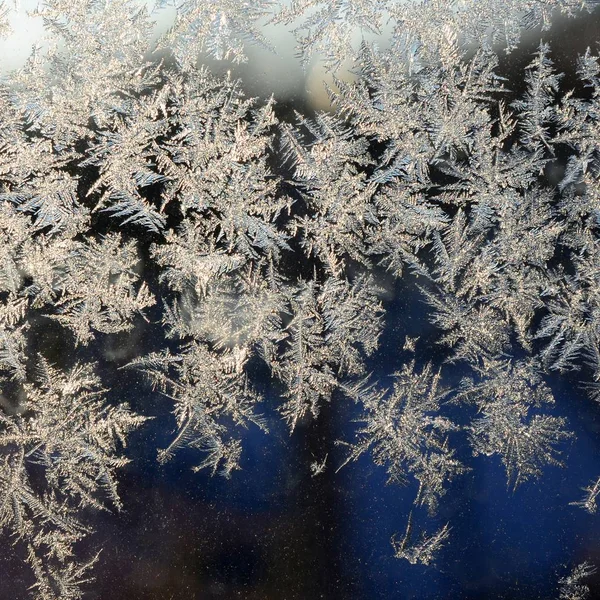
[0,0,598,596]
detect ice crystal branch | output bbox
[571,476,600,514]
[127,342,265,476]
[391,511,450,566]
[343,361,464,513]
[0,359,146,598]
[456,359,571,489]
[558,562,596,600]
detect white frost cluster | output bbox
[0,0,598,597]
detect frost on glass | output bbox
[0,0,599,597]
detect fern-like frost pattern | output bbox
[0,0,598,596]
